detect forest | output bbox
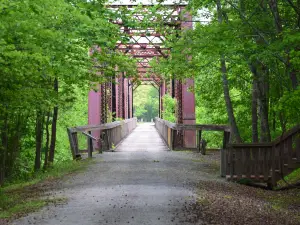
[1,0,300,187]
[133,86,159,122]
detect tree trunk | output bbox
[49,78,58,164]
[257,68,271,142]
[35,112,44,172]
[217,0,242,143]
[43,112,50,169]
[269,0,298,89]
[250,70,259,143]
[298,0,300,28]
[0,114,8,185]
[268,0,282,33]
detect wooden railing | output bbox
[67,118,137,159]
[154,117,231,176]
[226,125,300,187]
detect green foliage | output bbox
[0,0,138,184]
[162,94,177,123]
[277,168,300,188]
[133,85,159,122]
[150,0,300,144]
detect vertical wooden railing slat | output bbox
[87,131,93,158]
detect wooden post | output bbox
[106,130,110,150]
[220,148,226,177]
[72,132,80,159]
[221,131,230,177]
[197,130,202,152]
[170,129,174,150]
[67,128,76,159]
[88,131,93,158]
[270,145,276,189]
[222,131,230,149]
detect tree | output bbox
[0,0,138,184]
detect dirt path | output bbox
[12,124,300,225]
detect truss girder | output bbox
[88,3,196,148]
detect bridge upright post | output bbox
[124,77,128,119]
[129,79,133,118]
[88,84,101,149]
[159,81,166,119]
[180,8,196,148]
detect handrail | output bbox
[154,117,232,177]
[69,118,135,133]
[154,117,231,132]
[228,124,300,148]
[226,124,300,188]
[67,117,137,159]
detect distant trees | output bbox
[133,86,159,122]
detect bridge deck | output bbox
[116,123,169,152]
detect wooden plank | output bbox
[272,125,300,145]
[220,148,226,177]
[70,118,137,132]
[167,128,171,147]
[170,129,174,150]
[244,147,250,179]
[82,131,98,140]
[263,147,269,181]
[252,148,258,180]
[197,130,202,152]
[72,132,79,157]
[154,117,231,132]
[229,148,234,179]
[67,128,76,159]
[235,149,242,180]
[87,131,93,158]
[229,143,273,148]
[287,137,293,166]
[296,132,300,159]
[223,131,230,149]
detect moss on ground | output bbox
[277,168,300,188]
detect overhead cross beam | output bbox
[109,3,186,81]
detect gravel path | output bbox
[12,124,219,225]
[11,124,300,225]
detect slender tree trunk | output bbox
[269,0,298,89]
[250,68,259,143]
[298,0,300,28]
[49,78,58,164]
[43,112,50,169]
[268,0,282,33]
[217,0,242,143]
[35,112,44,172]
[0,114,8,185]
[257,68,271,142]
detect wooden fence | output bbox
[226,125,300,187]
[154,117,231,176]
[67,118,137,159]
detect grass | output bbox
[277,168,300,188]
[0,159,91,220]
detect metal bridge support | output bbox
[88,75,134,126]
[181,79,196,148]
[88,4,195,148]
[159,79,195,149]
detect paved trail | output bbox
[13,124,218,225]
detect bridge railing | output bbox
[226,125,300,187]
[67,117,137,159]
[154,117,231,176]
